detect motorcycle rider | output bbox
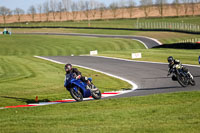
[64,63,96,90]
[167,56,193,80]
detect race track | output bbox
[18,32,161,48]
[42,56,200,98]
[28,32,199,98]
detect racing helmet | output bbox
[65,64,72,72]
[167,56,174,64]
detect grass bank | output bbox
[0,91,200,133]
[2,16,200,28]
[0,31,199,133]
[7,28,200,44]
[0,35,140,107]
[0,56,131,107]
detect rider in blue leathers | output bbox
[64,64,95,90]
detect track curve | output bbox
[17,32,161,49]
[42,56,200,98]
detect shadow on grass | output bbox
[153,43,200,49]
[0,96,50,104]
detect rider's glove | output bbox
[76,75,81,80]
[167,71,171,77]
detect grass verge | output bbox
[0,91,200,133]
[2,16,200,28]
[7,28,200,44]
[0,56,131,107]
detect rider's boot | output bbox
[86,81,98,92]
[187,72,194,79]
[90,84,98,92]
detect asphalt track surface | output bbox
[18,32,161,48]
[43,56,200,98]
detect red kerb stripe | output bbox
[102,92,120,95]
[5,105,37,108]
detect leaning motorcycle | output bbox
[64,73,101,102]
[168,64,195,87]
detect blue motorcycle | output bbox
[64,73,101,102]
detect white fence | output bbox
[179,38,200,43]
[136,22,200,32]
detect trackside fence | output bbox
[179,38,200,43]
[136,22,200,33]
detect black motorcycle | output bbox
[168,64,195,87]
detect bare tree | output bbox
[83,1,90,20]
[37,4,43,21]
[109,2,119,19]
[0,6,11,24]
[118,0,126,18]
[155,0,168,17]
[190,0,199,16]
[62,0,71,20]
[50,0,58,21]
[57,1,63,21]
[173,0,181,17]
[90,0,98,19]
[127,0,136,18]
[43,1,50,21]
[71,2,78,21]
[28,5,36,21]
[98,3,106,19]
[181,0,190,16]
[78,0,85,20]
[140,0,153,18]
[13,8,24,22]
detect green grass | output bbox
[0,34,145,56]
[0,56,131,107]
[0,33,199,132]
[7,28,200,44]
[0,35,141,106]
[2,16,200,28]
[0,91,200,133]
[99,48,200,65]
[0,34,199,107]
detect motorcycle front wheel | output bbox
[177,74,188,87]
[190,79,196,86]
[91,89,101,100]
[70,87,83,102]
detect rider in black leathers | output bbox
[167,56,193,80]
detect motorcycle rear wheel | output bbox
[70,87,83,102]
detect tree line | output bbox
[0,0,200,24]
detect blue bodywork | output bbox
[199,56,200,64]
[64,74,92,98]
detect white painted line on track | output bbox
[132,39,148,49]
